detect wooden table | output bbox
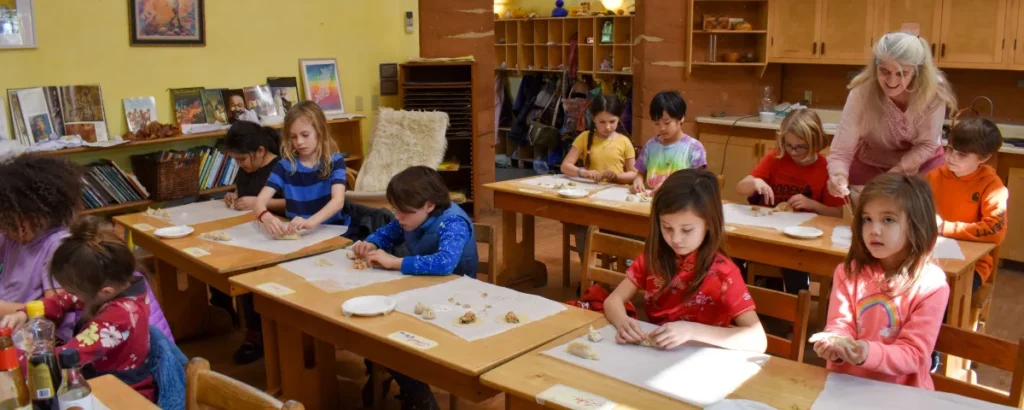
[230,266,604,410]
[481,318,830,410]
[90,375,160,409]
[114,212,351,340]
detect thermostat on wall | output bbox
[406,11,414,33]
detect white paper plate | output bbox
[557,188,589,199]
[567,175,595,183]
[783,226,823,239]
[704,399,776,410]
[342,295,397,317]
[153,226,194,239]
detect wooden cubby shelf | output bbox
[493,15,635,75]
[686,0,770,78]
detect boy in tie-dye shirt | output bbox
[631,91,707,193]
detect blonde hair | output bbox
[844,173,937,296]
[775,109,827,159]
[281,101,339,180]
[848,32,957,134]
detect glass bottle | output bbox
[759,86,774,114]
[22,302,58,410]
[0,337,29,410]
[56,350,92,410]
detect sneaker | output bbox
[232,331,264,365]
[398,389,440,410]
[930,351,941,373]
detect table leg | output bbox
[277,321,338,410]
[498,211,547,287]
[815,275,833,331]
[942,267,976,380]
[154,259,212,341]
[262,317,281,396]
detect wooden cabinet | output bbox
[702,133,766,204]
[1013,0,1024,65]
[875,0,943,52]
[937,0,1010,65]
[1003,167,1024,263]
[770,0,874,64]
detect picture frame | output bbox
[128,0,205,46]
[0,0,37,49]
[300,58,346,115]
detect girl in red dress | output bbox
[604,169,768,352]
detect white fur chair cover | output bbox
[353,108,449,193]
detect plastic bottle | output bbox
[0,330,29,410]
[759,86,775,114]
[56,350,92,410]
[22,302,58,410]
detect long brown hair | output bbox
[281,101,339,180]
[50,216,142,308]
[582,94,624,168]
[843,173,937,296]
[645,169,726,297]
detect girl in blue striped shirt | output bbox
[253,101,348,236]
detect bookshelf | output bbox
[399,62,478,218]
[494,15,636,76]
[685,0,771,78]
[79,186,236,216]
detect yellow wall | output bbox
[1,0,419,157]
[499,0,621,15]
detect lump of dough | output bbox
[625,195,637,202]
[276,233,301,240]
[567,341,599,360]
[414,302,426,315]
[314,258,333,267]
[504,311,520,324]
[459,311,477,324]
[422,307,435,320]
[587,326,603,342]
[774,202,794,212]
[199,231,232,241]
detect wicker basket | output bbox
[130,153,200,201]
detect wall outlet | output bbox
[355,96,364,111]
[1018,79,1024,88]
[803,90,812,104]
[371,95,380,110]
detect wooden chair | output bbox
[747,286,811,362]
[933,324,1024,408]
[186,357,304,410]
[475,223,498,284]
[971,247,1000,333]
[344,167,394,210]
[579,226,645,297]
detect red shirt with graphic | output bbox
[749,150,845,209]
[626,252,755,326]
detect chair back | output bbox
[933,325,1024,408]
[474,223,498,284]
[747,286,810,362]
[580,226,645,298]
[186,357,305,410]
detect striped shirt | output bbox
[265,153,350,226]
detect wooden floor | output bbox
[179,212,1024,410]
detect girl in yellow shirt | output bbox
[560,95,637,183]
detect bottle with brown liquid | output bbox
[22,302,58,410]
[0,328,29,410]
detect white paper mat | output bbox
[517,175,607,191]
[811,373,1014,410]
[831,226,964,260]
[723,203,817,231]
[705,399,777,410]
[279,248,406,292]
[209,222,348,255]
[542,323,770,407]
[392,276,567,341]
[589,186,641,203]
[832,226,852,249]
[147,200,247,226]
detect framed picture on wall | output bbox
[0,0,37,49]
[300,58,346,115]
[129,0,205,46]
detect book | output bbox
[16,87,56,143]
[122,97,158,133]
[60,85,109,142]
[268,77,299,115]
[170,87,207,125]
[0,98,8,141]
[201,89,228,125]
[6,90,29,145]
[43,87,64,139]
[103,160,149,199]
[243,85,278,118]
[223,89,246,123]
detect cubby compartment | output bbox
[547,46,563,69]
[534,45,549,69]
[494,21,508,44]
[518,20,534,45]
[562,18,580,44]
[521,44,535,70]
[579,44,594,72]
[506,20,519,45]
[613,45,631,73]
[596,17,615,44]
[547,19,563,45]
[613,16,632,45]
[595,45,614,72]
[579,18,596,45]
[495,45,507,67]
[533,20,548,45]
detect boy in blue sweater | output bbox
[353,166,478,410]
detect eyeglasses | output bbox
[782,142,809,153]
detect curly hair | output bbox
[0,155,84,235]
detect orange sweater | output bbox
[924,165,1008,282]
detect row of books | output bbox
[158,147,239,191]
[4,85,111,146]
[81,161,150,210]
[168,77,299,127]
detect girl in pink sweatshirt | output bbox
[812,173,949,390]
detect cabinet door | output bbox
[1003,167,1024,262]
[938,0,1009,64]
[820,0,876,62]
[1015,0,1024,65]
[702,133,762,203]
[876,0,944,53]
[770,0,822,59]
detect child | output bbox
[736,109,845,293]
[925,117,1007,293]
[630,91,706,194]
[216,120,286,364]
[0,155,82,341]
[352,166,477,410]
[254,101,349,237]
[811,173,948,390]
[605,169,767,352]
[1,216,159,402]
[560,94,637,184]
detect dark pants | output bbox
[363,359,431,400]
[734,258,809,295]
[342,202,396,241]
[209,289,261,331]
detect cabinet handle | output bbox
[941,44,946,58]
[813,42,817,55]
[770,37,774,46]
[821,42,826,56]
[931,43,936,55]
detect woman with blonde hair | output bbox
[827,32,957,199]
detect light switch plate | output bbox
[803,90,812,104]
[372,95,380,110]
[355,96,364,111]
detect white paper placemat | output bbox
[811,373,1014,410]
[723,203,817,231]
[209,222,348,255]
[832,225,853,249]
[392,276,567,341]
[279,248,406,292]
[149,200,247,226]
[589,186,639,203]
[517,175,607,191]
[542,323,770,407]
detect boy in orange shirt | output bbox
[925,117,1008,292]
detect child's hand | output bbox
[787,194,820,213]
[352,241,378,259]
[936,214,944,228]
[233,196,256,211]
[286,217,318,234]
[836,340,870,365]
[364,250,401,270]
[578,169,599,181]
[0,312,27,330]
[753,178,775,205]
[261,216,288,237]
[630,178,646,194]
[612,318,646,344]
[809,332,847,363]
[649,321,695,350]
[600,170,616,182]
[223,192,237,208]
[828,174,850,198]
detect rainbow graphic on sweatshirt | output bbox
[857,293,901,331]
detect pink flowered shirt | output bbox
[626,252,755,326]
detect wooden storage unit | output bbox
[937,0,1010,66]
[687,0,771,77]
[769,0,874,65]
[1004,167,1024,263]
[399,62,478,218]
[1014,0,1024,67]
[874,0,944,51]
[493,16,635,76]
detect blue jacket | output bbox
[404,204,478,278]
[150,325,187,410]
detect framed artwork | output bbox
[300,58,345,115]
[0,0,37,49]
[129,0,205,46]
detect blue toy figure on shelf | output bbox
[552,0,568,17]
